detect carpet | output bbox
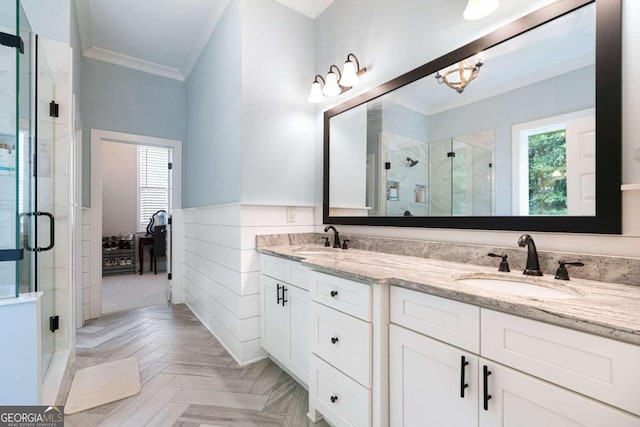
[102,273,168,314]
[65,357,141,414]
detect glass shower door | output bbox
[35,35,56,374]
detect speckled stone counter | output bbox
[257,243,640,346]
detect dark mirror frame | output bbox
[323,0,621,234]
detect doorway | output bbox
[89,130,182,317]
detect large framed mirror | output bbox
[323,0,621,234]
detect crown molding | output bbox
[84,47,185,81]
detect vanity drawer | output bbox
[390,286,480,353]
[261,254,309,290]
[310,271,371,321]
[481,309,640,416]
[310,355,371,427]
[311,302,372,388]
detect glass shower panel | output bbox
[36,36,55,374]
[0,0,19,299]
[471,145,493,215]
[428,138,452,216]
[451,140,494,216]
[451,139,470,216]
[17,3,34,295]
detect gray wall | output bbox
[240,0,315,205]
[185,0,242,208]
[184,0,315,208]
[82,58,186,206]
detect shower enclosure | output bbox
[0,0,67,403]
[380,133,494,216]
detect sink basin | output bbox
[456,277,578,299]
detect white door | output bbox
[390,324,479,427]
[165,149,173,302]
[288,285,309,383]
[261,275,289,360]
[479,359,640,427]
[566,116,596,216]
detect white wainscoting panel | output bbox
[82,208,92,321]
[181,204,314,365]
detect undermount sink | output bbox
[455,276,579,299]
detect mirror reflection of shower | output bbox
[406,157,419,167]
[377,129,495,217]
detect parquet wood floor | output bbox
[59,304,329,427]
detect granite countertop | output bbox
[258,244,640,346]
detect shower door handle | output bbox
[37,211,55,252]
[22,211,55,252]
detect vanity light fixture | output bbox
[435,55,483,94]
[307,75,326,103]
[323,65,343,96]
[463,0,500,21]
[307,53,367,103]
[339,53,366,87]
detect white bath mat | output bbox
[65,357,141,414]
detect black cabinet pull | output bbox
[483,365,492,411]
[330,290,338,298]
[331,337,339,344]
[330,395,338,403]
[460,356,469,398]
[277,284,283,305]
[282,286,288,306]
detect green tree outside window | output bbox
[528,129,567,215]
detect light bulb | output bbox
[340,60,359,87]
[323,71,341,96]
[463,0,500,21]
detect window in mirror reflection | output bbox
[512,109,595,217]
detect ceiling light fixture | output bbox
[435,55,483,94]
[463,0,500,21]
[307,53,366,103]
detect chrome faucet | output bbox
[517,234,543,276]
[324,226,341,248]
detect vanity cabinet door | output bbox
[390,324,478,427]
[261,275,289,361]
[479,359,640,427]
[288,284,310,381]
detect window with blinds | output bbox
[138,146,171,232]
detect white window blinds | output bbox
[138,146,170,231]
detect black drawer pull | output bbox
[282,286,288,306]
[330,395,338,403]
[277,284,283,304]
[483,365,492,411]
[460,355,469,398]
[331,337,339,344]
[330,290,338,298]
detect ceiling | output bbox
[73,0,335,81]
[390,3,595,116]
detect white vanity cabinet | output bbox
[390,286,640,427]
[308,270,387,427]
[260,255,310,386]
